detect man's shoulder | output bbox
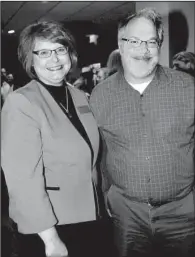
[90,72,119,100]
[159,65,194,84]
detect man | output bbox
[90,8,195,257]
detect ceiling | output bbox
[1,1,135,34]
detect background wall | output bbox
[168,1,195,66]
[169,1,194,53]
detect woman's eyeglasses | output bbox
[33,46,68,58]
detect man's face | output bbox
[119,17,160,82]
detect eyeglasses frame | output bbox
[33,46,68,58]
[121,38,159,49]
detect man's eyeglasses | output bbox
[33,46,68,58]
[121,38,159,49]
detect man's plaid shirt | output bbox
[90,65,195,203]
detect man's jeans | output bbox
[107,186,195,257]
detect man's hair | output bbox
[118,8,164,46]
[18,19,78,79]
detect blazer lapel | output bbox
[68,85,99,167]
[36,81,99,167]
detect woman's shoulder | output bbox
[2,80,41,112]
[11,80,47,107]
[14,80,39,96]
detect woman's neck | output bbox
[36,78,64,87]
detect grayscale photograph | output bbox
[1,1,195,257]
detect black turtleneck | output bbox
[36,79,94,165]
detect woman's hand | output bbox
[45,236,68,257]
[38,226,68,257]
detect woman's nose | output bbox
[51,51,59,62]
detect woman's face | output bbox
[32,39,71,86]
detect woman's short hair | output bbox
[18,20,78,79]
[118,8,164,47]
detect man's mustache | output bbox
[133,55,152,61]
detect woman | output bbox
[106,49,122,76]
[1,20,106,257]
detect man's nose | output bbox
[139,41,150,54]
[140,41,149,49]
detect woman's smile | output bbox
[47,65,63,71]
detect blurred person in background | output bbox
[172,51,195,77]
[172,51,195,165]
[106,49,122,76]
[94,49,122,85]
[1,20,109,257]
[1,68,14,106]
[90,8,195,257]
[95,67,110,84]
